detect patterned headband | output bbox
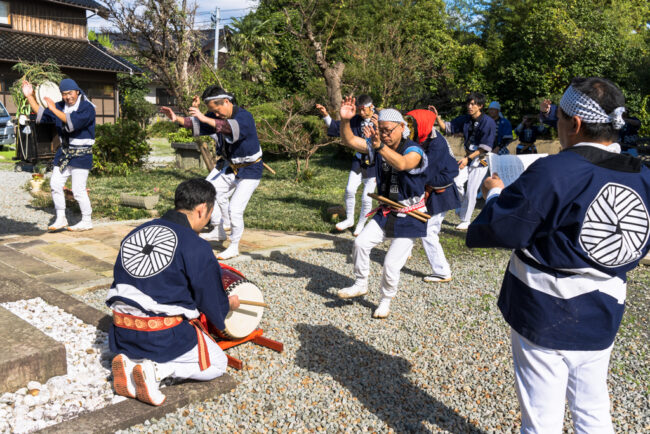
[378,108,411,139]
[559,85,625,130]
[204,94,232,102]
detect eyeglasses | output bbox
[378,124,400,136]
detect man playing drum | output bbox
[161,86,263,260]
[107,179,240,406]
[22,79,96,231]
[336,97,428,318]
[467,77,650,432]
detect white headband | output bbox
[378,108,411,139]
[204,94,232,102]
[559,85,625,130]
[359,102,373,108]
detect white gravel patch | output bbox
[0,298,115,434]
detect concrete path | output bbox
[0,220,336,295]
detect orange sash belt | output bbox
[112,311,216,371]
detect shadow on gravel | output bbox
[0,216,43,235]
[295,324,485,433]
[250,251,379,311]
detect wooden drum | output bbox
[218,264,265,339]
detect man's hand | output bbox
[22,80,34,98]
[315,103,329,118]
[427,105,438,116]
[160,106,176,122]
[481,173,505,199]
[458,157,468,170]
[340,96,356,120]
[228,295,240,311]
[192,95,201,108]
[43,97,56,111]
[188,106,207,122]
[362,123,381,149]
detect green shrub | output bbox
[168,129,194,144]
[149,120,179,138]
[93,120,150,175]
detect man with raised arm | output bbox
[335,97,427,318]
[467,77,650,433]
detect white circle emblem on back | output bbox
[121,225,178,278]
[580,182,649,267]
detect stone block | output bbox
[0,307,67,394]
[0,245,59,276]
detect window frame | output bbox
[0,1,11,27]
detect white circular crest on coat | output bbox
[121,225,178,278]
[580,183,649,267]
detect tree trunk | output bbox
[324,62,345,119]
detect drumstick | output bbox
[263,162,276,175]
[238,299,268,308]
[368,193,431,221]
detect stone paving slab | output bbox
[39,375,238,434]
[0,245,59,276]
[0,306,67,394]
[39,244,113,274]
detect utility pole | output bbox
[212,7,220,70]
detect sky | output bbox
[87,0,259,31]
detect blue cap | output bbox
[59,79,81,92]
[488,101,501,111]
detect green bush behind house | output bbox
[93,120,150,175]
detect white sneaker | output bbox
[373,298,392,318]
[423,274,452,283]
[455,221,470,231]
[217,244,239,260]
[112,354,136,399]
[337,282,368,299]
[48,217,68,231]
[132,360,166,406]
[201,226,227,241]
[67,220,93,231]
[335,219,354,231]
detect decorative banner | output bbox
[121,225,178,278]
[580,183,650,267]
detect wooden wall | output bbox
[8,0,87,39]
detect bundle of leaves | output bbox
[10,61,65,117]
[93,120,150,175]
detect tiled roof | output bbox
[0,31,140,73]
[43,0,105,11]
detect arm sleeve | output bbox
[65,102,95,132]
[326,119,342,137]
[190,112,225,137]
[466,163,551,249]
[539,104,558,128]
[447,116,464,135]
[36,107,57,124]
[428,148,459,187]
[185,246,230,329]
[501,119,513,139]
[478,120,496,152]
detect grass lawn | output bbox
[147,137,174,158]
[31,147,373,231]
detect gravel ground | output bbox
[74,223,649,433]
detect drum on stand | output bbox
[218,264,265,339]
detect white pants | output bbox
[344,170,377,224]
[206,169,260,245]
[458,164,488,223]
[455,166,468,200]
[159,331,227,381]
[50,166,92,217]
[422,212,451,277]
[511,329,615,434]
[353,219,414,299]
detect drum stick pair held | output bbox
[367,193,431,222]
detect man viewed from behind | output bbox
[467,77,650,433]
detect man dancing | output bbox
[161,86,263,259]
[22,79,96,231]
[431,93,496,230]
[336,97,428,318]
[316,95,377,235]
[467,77,650,432]
[107,179,239,406]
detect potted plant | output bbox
[29,165,46,192]
[120,188,160,210]
[169,130,205,169]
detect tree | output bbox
[100,0,205,113]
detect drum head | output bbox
[36,81,63,108]
[223,281,264,339]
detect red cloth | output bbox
[406,109,437,145]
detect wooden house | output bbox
[0,0,138,124]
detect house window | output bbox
[0,1,10,26]
[156,88,176,106]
